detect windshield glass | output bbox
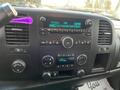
[0,0,120,19]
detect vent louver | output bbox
[98,20,112,45]
[5,14,29,45]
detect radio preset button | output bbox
[70,64,74,67]
[56,41,59,45]
[41,41,48,45]
[86,41,91,45]
[49,41,52,45]
[65,65,68,67]
[81,41,84,45]
[45,28,91,33]
[57,65,60,68]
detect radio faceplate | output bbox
[38,16,93,79]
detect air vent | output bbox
[98,20,112,45]
[5,14,29,45]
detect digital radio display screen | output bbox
[49,21,81,29]
[57,57,74,65]
[43,17,86,29]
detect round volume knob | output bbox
[62,36,74,49]
[77,54,87,65]
[40,16,46,22]
[11,59,26,73]
[42,72,51,81]
[42,55,55,67]
[85,19,92,27]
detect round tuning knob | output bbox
[77,54,87,65]
[11,59,26,73]
[62,36,74,49]
[42,72,51,81]
[42,55,55,67]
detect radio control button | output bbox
[70,64,74,67]
[85,19,92,27]
[57,65,60,68]
[56,41,59,45]
[49,41,52,45]
[62,36,74,49]
[42,72,51,81]
[47,28,50,31]
[85,32,91,36]
[77,54,87,65]
[77,69,85,77]
[87,41,91,45]
[81,41,84,45]
[41,41,46,45]
[41,32,46,35]
[52,71,58,77]
[72,54,75,56]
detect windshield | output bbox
[0,0,120,19]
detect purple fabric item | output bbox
[10,17,33,24]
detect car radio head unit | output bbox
[42,17,92,29]
[42,17,87,29]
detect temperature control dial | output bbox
[77,54,87,65]
[42,55,55,67]
[62,36,74,49]
[11,59,26,73]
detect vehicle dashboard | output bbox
[0,7,119,90]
